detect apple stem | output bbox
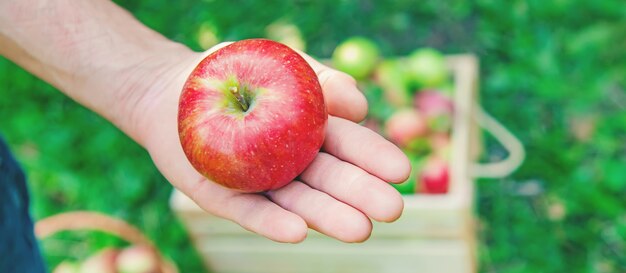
[229,86,249,111]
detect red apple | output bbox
[116,245,159,273]
[419,156,450,194]
[384,108,428,147]
[414,90,454,132]
[178,39,327,192]
[78,248,119,273]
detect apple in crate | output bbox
[178,39,327,192]
[414,90,454,132]
[419,156,450,194]
[375,59,412,107]
[407,48,449,88]
[331,36,380,79]
[429,132,452,158]
[384,108,428,147]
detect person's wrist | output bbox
[110,42,200,148]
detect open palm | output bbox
[139,44,410,243]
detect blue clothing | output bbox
[0,137,46,272]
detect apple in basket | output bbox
[52,261,80,273]
[78,248,119,273]
[116,245,160,273]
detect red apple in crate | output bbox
[384,108,428,147]
[419,156,450,194]
[414,90,454,132]
[78,248,119,273]
[178,39,327,192]
[116,245,159,273]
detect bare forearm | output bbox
[0,0,194,144]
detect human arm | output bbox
[0,0,410,242]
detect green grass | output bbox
[1,0,625,272]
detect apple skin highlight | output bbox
[178,39,327,193]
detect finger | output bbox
[187,179,308,243]
[297,52,368,122]
[267,182,372,243]
[300,153,404,222]
[324,116,411,183]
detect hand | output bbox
[0,0,409,243]
[132,43,411,243]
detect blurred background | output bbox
[1,0,625,272]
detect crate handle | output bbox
[470,104,526,178]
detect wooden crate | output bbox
[171,54,481,273]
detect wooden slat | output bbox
[198,236,473,273]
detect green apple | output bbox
[407,48,449,88]
[265,21,306,51]
[405,137,431,157]
[375,59,412,107]
[196,22,220,50]
[332,37,380,79]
